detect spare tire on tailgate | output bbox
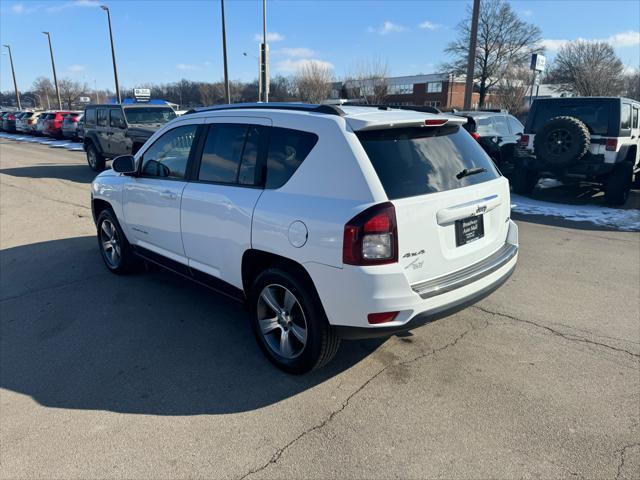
[534,116,590,167]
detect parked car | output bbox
[2,111,19,132]
[515,97,640,205]
[43,111,73,138]
[23,111,45,135]
[83,103,177,171]
[456,110,524,174]
[16,111,40,134]
[36,112,52,136]
[62,112,83,140]
[90,103,518,373]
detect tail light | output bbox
[470,132,481,141]
[368,311,399,324]
[343,202,398,266]
[72,117,78,123]
[28,119,34,125]
[8,114,15,120]
[605,138,618,151]
[519,134,529,146]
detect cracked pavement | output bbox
[1,138,639,479]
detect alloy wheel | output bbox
[100,219,122,268]
[257,284,308,359]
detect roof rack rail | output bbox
[184,102,345,116]
[342,102,442,114]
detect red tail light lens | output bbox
[8,114,15,120]
[424,119,448,127]
[368,311,399,324]
[605,138,618,151]
[519,134,529,145]
[470,132,481,141]
[28,119,34,125]
[343,202,398,266]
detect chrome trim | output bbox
[411,243,518,299]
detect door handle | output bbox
[160,190,177,200]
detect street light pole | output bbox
[220,0,231,103]
[2,45,21,110]
[101,5,121,103]
[261,0,269,102]
[463,0,480,110]
[42,32,62,110]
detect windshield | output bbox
[532,101,610,135]
[124,107,176,125]
[357,125,500,200]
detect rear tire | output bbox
[249,268,340,374]
[86,143,106,172]
[510,167,539,195]
[96,209,136,274]
[604,162,632,206]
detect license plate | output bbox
[455,215,484,246]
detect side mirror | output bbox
[112,155,136,174]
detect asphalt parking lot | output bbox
[1,137,638,479]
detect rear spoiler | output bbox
[348,115,467,132]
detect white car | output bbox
[91,103,518,373]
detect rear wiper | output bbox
[456,167,487,179]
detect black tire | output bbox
[603,162,633,206]
[510,166,539,194]
[249,267,340,374]
[96,208,136,274]
[86,142,106,172]
[534,116,590,167]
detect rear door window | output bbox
[265,127,318,189]
[97,109,108,127]
[357,125,500,200]
[198,124,248,183]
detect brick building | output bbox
[333,73,492,110]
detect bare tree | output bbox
[32,77,55,109]
[294,61,334,103]
[547,41,624,96]
[622,71,640,101]
[343,58,389,104]
[58,78,86,109]
[494,66,533,115]
[443,0,542,108]
[198,83,219,106]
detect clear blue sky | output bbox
[1,0,639,92]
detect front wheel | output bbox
[86,143,106,172]
[249,268,340,374]
[604,162,632,206]
[510,166,539,195]
[97,209,135,274]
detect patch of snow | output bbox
[537,178,564,189]
[511,194,640,231]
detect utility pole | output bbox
[463,0,480,110]
[42,32,62,110]
[101,6,122,103]
[261,0,269,102]
[3,45,21,109]
[220,0,231,103]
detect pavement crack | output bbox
[238,322,480,480]
[474,306,640,360]
[615,442,639,480]
[0,179,90,210]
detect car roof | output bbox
[184,102,466,131]
[455,111,507,117]
[85,103,173,109]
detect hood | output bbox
[126,124,163,138]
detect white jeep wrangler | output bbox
[91,103,518,373]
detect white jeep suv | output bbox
[91,103,518,373]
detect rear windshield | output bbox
[123,107,176,125]
[357,125,500,200]
[21,112,33,118]
[531,101,610,135]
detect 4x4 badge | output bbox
[476,205,487,214]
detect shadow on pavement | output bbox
[0,236,382,415]
[0,164,96,184]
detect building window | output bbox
[424,101,441,107]
[427,82,442,93]
[388,84,413,95]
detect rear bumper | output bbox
[513,150,616,177]
[308,220,519,340]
